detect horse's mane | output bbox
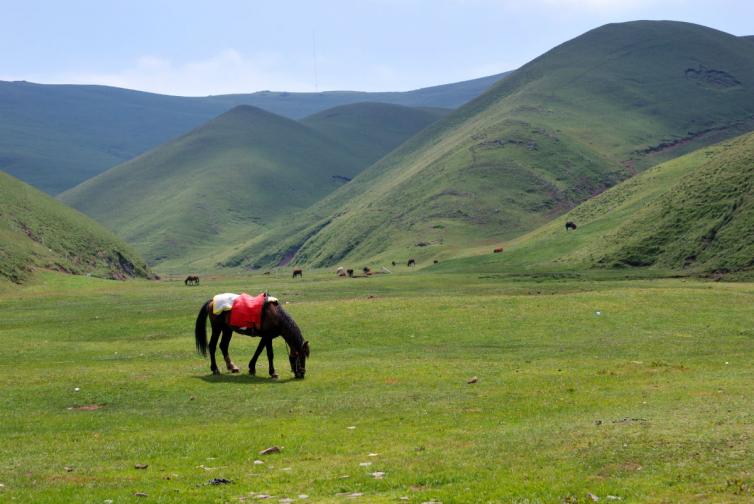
[274,303,304,350]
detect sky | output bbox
[1,0,753,96]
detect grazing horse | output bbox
[194,294,310,379]
[493,247,504,253]
[433,260,439,264]
[347,269,354,278]
[391,261,396,267]
[185,275,200,286]
[292,269,303,278]
[363,266,371,275]
[407,259,416,267]
[565,221,577,231]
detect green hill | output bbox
[60,103,444,270]
[433,130,754,277]
[220,21,754,270]
[302,102,449,168]
[0,73,505,194]
[0,171,151,283]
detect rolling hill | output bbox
[433,130,754,277]
[0,171,151,283]
[60,103,445,269]
[0,73,505,194]
[218,21,754,270]
[302,102,449,168]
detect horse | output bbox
[391,261,396,267]
[194,294,310,379]
[565,221,577,231]
[347,269,354,278]
[493,247,504,253]
[336,267,346,277]
[433,260,439,264]
[407,259,416,267]
[292,269,303,278]
[363,266,371,275]
[185,275,200,286]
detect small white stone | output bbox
[253,460,264,465]
[367,453,379,457]
[74,387,80,392]
[298,495,309,500]
[359,462,372,467]
[346,426,356,430]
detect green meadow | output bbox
[2,271,754,502]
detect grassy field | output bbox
[2,270,754,502]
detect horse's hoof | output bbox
[230,368,240,374]
[212,369,221,375]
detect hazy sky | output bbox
[2,0,752,96]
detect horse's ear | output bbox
[303,340,310,357]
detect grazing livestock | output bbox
[336,266,345,277]
[292,269,303,278]
[363,266,371,275]
[493,247,504,253]
[407,259,416,267]
[565,221,577,231]
[433,260,439,264]
[185,275,200,286]
[391,261,396,267]
[347,269,354,277]
[195,292,309,379]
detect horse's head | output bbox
[289,340,310,379]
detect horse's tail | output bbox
[195,300,211,357]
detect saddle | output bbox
[228,292,268,331]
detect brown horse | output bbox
[407,259,416,267]
[194,296,310,379]
[185,275,200,285]
[493,247,504,253]
[565,221,577,231]
[292,269,303,278]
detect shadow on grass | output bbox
[194,373,297,385]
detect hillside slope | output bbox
[0,171,151,283]
[434,131,754,276]
[302,102,449,169]
[220,21,754,270]
[0,73,505,194]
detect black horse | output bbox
[194,296,310,379]
[185,275,200,286]
[407,259,416,267]
[565,221,577,231]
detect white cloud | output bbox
[49,49,314,96]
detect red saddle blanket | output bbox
[228,292,266,330]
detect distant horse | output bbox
[565,221,577,231]
[347,269,354,278]
[363,266,371,275]
[391,261,396,267]
[185,275,200,286]
[195,294,310,379]
[336,267,346,277]
[292,269,303,278]
[433,260,439,264]
[493,247,504,253]
[407,259,416,267]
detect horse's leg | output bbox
[265,338,278,379]
[219,328,239,373]
[208,325,222,375]
[248,337,267,375]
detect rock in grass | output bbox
[259,446,281,455]
[134,492,148,497]
[467,376,478,384]
[587,493,600,502]
[134,464,148,469]
[208,477,232,485]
